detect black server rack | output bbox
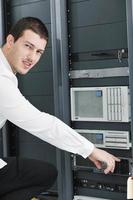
[2,0,58,195]
[66,0,133,200]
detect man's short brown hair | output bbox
[9,17,48,42]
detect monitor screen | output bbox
[74,90,103,118]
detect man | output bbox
[0,17,120,200]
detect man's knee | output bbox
[19,158,58,188]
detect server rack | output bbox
[50,0,133,199]
[56,0,133,199]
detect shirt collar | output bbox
[0,48,14,73]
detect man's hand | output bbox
[88,147,120,174]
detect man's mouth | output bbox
[23,60,32,69]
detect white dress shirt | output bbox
[0,48,94,168]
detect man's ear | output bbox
[6,34,15,48]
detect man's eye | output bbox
[37,51,43,56]
[25,44,32,49]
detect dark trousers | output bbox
[0,157,57,200]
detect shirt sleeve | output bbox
[0,77,94,158]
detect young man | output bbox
[0,17,120,200]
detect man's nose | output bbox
[27,51,36,62]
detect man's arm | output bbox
[0,77,94,157]
[0,77,120,173]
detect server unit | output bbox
[71,86,130,122]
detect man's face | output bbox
[6,29,47,74]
